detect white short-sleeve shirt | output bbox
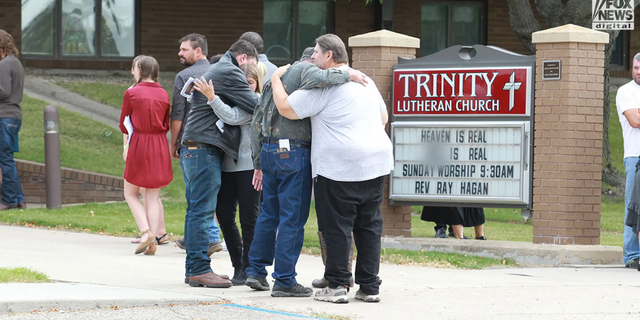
[287,66,393,182]
[616,80,640,159]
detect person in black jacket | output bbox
[180,40,259,289]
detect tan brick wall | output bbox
[351,45,417,237]
[532,41,604,245]
[17,159,124,204]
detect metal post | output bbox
[44,105,61,209]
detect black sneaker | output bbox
[271,283,313,297]
[246,276,270,291]
[625,258,639,269]
[435,228,448,238]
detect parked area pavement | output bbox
[1,225,639,320]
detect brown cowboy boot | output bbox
[312,231,355,288]
[312,231,329,288]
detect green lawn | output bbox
[56,81,172,109]
[57,82,132,109]
[0,267,49,283]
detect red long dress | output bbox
[119,82,173,188]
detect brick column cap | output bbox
[532,24,609,44]
[348,29,420,49]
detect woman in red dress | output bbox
[119,56,172,255]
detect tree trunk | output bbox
[602,30,625,191]
[506,0,541,54]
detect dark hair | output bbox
[0,30,19,57]
[239,31,264,54]
[229,40,258,61]
[300,47,315,62]
[136,56,159,84]
[209,53,224,64]
[315,34,348,64]
[179,33,208,56]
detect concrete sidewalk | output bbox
[1,225,640,319]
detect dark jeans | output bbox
[181,145,223,276]
[217,170,260,271]
[246,142,311,288]
[0,118,24,206]
[315,175,385,295]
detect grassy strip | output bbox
[56,82,131,109]
[0,267,50,283]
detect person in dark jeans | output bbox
[272,34,393,303]
[246,47,358,298]
[180,40,259,289]
[171,34,223,258]
[192,63,264,286]
[0,30,25,210]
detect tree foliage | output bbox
[506,0,639,190]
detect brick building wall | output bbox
[335,0,376,61]
[2,0,637,73]
[0,0,21,50]
[17,159,124,204]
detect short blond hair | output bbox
[241,63,263,94]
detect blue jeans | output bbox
[179,150,221,245]
[0,118,24,206]
[246,142,312,288]
[181,145,223,276]
[624,157,640,264]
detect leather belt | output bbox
[262,136,310,149]
[183,140,215,148]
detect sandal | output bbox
[144,242,157,255]
[156,233,169,245]
[135,229,155,254]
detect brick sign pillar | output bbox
[348,30,420,237]
[531,24,609,245]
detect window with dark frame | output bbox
[21,0,136,59]
[263,0,333,64]
[610,31,629,69]
[421,1,485,57]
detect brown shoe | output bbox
[189,272,232,288]
[185,273,229,284]
[207,241,224,257]
[311,277,328,288]
[17,202,27,209]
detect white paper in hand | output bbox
[215,119,225,133]
[181,77,196,101]
[124,116,134,145]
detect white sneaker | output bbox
[314,286,349,303]
[354,289,380,303]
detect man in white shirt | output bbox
[271,34,393,304]
[616,52,640,269]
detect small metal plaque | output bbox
[542,60,561,80]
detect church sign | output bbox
[389,45,535,208]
